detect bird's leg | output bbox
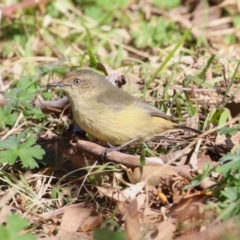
[101,138,138,159]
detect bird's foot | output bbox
[101,143,122,160]
[100,139,138,160]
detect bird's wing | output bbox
[96,86,136,111]
[96,86,176,122]
[136,100,177,122]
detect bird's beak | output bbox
[48,81,67,87]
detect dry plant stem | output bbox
[0,171,32,208]
[77,161,98,196]
[169,87,217,92]
[1,121,26,140]
[0,187,18,209]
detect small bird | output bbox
[48,69,200,147]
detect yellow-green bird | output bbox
[48,69,199,147]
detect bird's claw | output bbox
[100,143,120,160]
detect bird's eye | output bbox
[74,79,81,85]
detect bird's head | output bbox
[48,69,109,98]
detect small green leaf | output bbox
[0,105,18,130]
[94,227,125,240]
[24,107,46,119]
[0,214,35,240]
[84,6,102,21]
[0,135,18,149]
[190,76,214,88]
[42,91,53,100]
[219,108,230,127]
[37,59,68,77]
[88,46,97,68]
[153,0,180,9]
[0,133,45,169]
[216,149,240,175]
[16,76,38,93]
[218,125,240,135]
[20,135,37,148]
[233,16,240,27]
[4,88,34,109]
[0,150,18,165]
[198,54,215,80]
[221,187,238,201]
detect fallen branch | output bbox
[75,138,165,167]
[74,139,216,188]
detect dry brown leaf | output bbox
[215,131,240,155]
[125,195,145,240]
[57,206,102,239]
[127,166,179,185]
[57,206,87,235]
[154,221,176,240]
[186,114,199,137]
[168,191,211,220]
[81,210,103,231]
[57,232,92,240]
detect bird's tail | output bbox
[175,125,202,134]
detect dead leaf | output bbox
[168,191,211,220]
[186,114,199,138]
[215,130,240,155]
[57,206,102,240]
[127,166,179,185]
[125,195,145,240]
[57,232,92,240]
[153,221,176,240]
[81,210,103,231]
